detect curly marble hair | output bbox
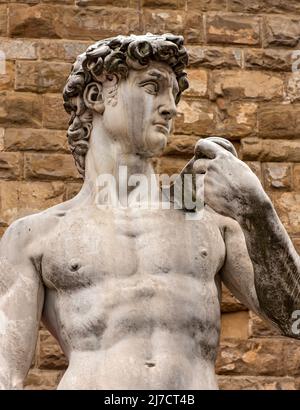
[63,33,189,176]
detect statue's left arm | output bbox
[195,139,300,338]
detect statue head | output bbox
[63,33,189,176]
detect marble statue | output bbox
[0,33,299,390]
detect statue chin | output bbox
[143,132,168,157]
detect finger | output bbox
[206,137,238,158]
[193,158,210,174]
[195,139,227,159]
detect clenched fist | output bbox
[193,137,269,220]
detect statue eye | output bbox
[142,81,159,95]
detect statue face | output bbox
[101,61,179,157]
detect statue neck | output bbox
[78,117,159,208]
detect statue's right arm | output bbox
[0,219,44,389]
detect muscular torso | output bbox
[36,206,226,389]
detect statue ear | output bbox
[83,82,104,114]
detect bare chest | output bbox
[41,208,225,291]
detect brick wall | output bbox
[0,0,300,390]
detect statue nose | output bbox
[158,103,177,121]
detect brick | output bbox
[214,101,257,139]
[211,70,283,101]
[218,375,297,390]
[0,181,65,226]
[263,16,300,48]
[142,0,185,9]
[38,330,68,370]
[64,182,83,201]
[283,339,300,376]
[285,73,300,103]
[245,49,294,72]
[38,40,90,62]
[229,0,300,14]
[15,61,71,93]
[184,12,204,44]
[241,138,300,162]
[3,129,69,153]
[263,162,293,190]
[270,191,300,235]
[294,164,300,191]
[221,285,247,313]
[43,94,69,130]
[206,13,260,46]
[0,127,3,151]
[249,312,281,338]
[216,338,285,376]
[258,104,300,138]
[9,4,140,40]
[175,98,216,136]
[187,46,243,69]
[0,5,7,36]
[165,134,199,157]
[155,156,189,176]
[142,9,186,39]
[24,153,80,180]
[73,0,138,6]
[0,92,42,128]
[0,39,38,60]
[187,0,227,12]
[24,369,63,390]
[185,69,207,97]
[221,311,249,340]
[0,61,14,91]
[0,152,22,180]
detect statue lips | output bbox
[153,122,170,135]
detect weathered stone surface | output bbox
[175,98,215,135]
[0,92,42,128]
[263,162,292,190]
[211,70,283,101]
[263,16,300,48]
[38,40,90,62]
[241,138,300,162]
[9,4,140,40]
[155,156,188,176]
[283,339,300,376]
[285,73,300,103]
[216,338,285,376]
[218,375,297,390]
[0,39,38,60]
[187,0,227,12]
[184,12,204,44]
[245,161,262,182]
[221,312,249,340]
[229,0,300,14]
[206,13,260,46]
[0,5,7,36]
[245,49,294,72]
[0,61,14,91]
[15,61,71,93]
[221,285,247,313]
[142,0,184,9]
[3,128,69,153]
[257,104,300,138]
[74,0,138,6]
[64,182,83,201]
[0,152,22,180]
[0,128,4,151]
[185,69,207,97]
[24,369,63,390]
[165,134,199,157]
[270,191,300,235]
[249,312,281,338]
[38,330,68,370]
[187,46,243,69]
[142,9,186,39]
[42,94,69,130]
[0,181,65,225]
[24,153,80,180]
[294,164,300,191]
[214,101,257,138]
